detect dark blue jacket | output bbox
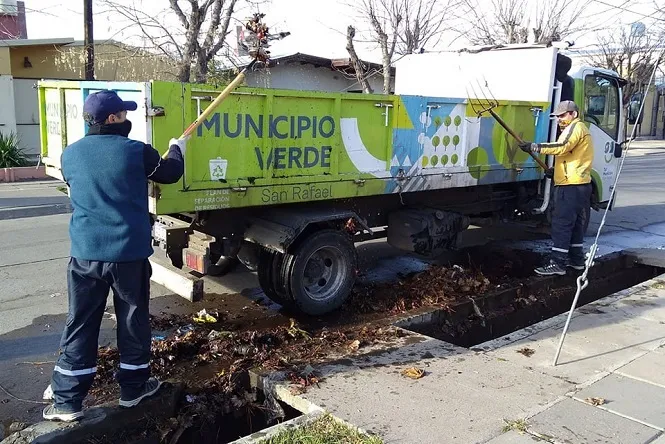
[61,124,183,262]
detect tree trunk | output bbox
[177,63,191,83]
[346,26,374,94]
[381,41,391,94]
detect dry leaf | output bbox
[401,367,425,379]
[516,347,535,357]
[348,340,360,351]
[585,397,606,406]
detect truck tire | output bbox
[257,248,290,306]
[281,230,357,316]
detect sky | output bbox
[18,0,665,63]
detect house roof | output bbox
[234,52,395,76]
[0,38,74,47]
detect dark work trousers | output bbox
[51,258,152,412]
[551,184,592,265]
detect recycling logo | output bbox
[211,165,226,179]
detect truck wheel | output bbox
[282,230,357,316]
[257,248,290,306]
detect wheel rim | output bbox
[300,246,348,302]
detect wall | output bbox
[0,47,10,74]
[244,62,392,93]
[0,74,17,138]
[9,43,178,81]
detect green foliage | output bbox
[0,132,27,168]
[261,414,383,444]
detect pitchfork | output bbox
[467,80,549,171]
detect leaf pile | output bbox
[348,265,491,314]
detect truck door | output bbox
[580,71,622,205]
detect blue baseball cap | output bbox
[83,90,138,123]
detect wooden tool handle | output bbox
[161,60,258,159]
[487,109,549,171]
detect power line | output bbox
[590,0,665,22]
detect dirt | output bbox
[83,246,549,443]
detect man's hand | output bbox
[169,137,188,157]
[519,141,539,153]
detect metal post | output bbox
[84,0,94,81]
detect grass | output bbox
[261,414,383,444]
[502,418,529,434]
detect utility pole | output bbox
[84,0,94,80]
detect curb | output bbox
[229,412,323,443]
[0,383,184,444]
[0,166,48,183]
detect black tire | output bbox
[257,248,290,306]
[281,230,357,316]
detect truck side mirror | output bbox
[614,138,634,158]
[614,141,622,158]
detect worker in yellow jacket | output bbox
[520,100,594,276]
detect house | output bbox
[0,38,178,163]
[233,52,395,94]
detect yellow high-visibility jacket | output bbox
[537,118,594,186]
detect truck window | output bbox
[583,75,620,140]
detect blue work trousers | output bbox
[51,258,152,412]
[551,184,592,264]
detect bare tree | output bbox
[350,0,455,94]
[100,0,246,83]
[584,24,665,103]
[460,0,591,45]
[358,0,403,94]
[346,26,374,93]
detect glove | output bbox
[169,137,188,157]
[544,168,554,179]
[519,141,539,153]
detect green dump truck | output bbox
[39,44,627,315]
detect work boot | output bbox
[534,259,566,276]
[43,404,83,422]
[119,377,161,408]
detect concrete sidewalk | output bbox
[271,262,665,443]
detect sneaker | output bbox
[43,404,83,422]
[534,261,566,276]
[119,377,161,408]
[43,384,54,401]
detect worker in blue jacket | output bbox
[42,90,186,421]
